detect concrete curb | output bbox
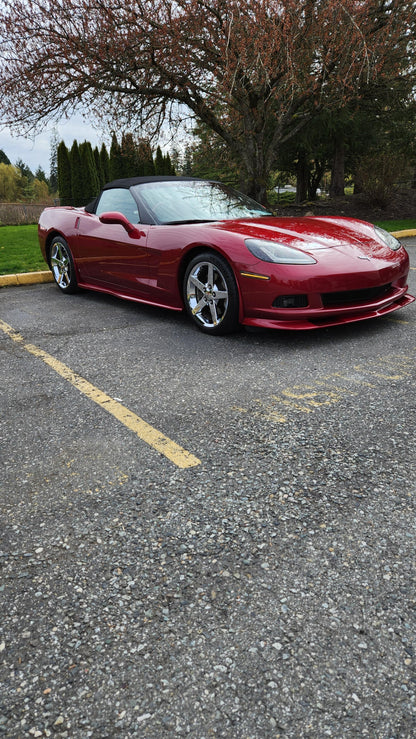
[1,230,415,288]
[392,229,416,239]
[0,271,54,287]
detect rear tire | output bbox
[183,252,239,334]
[49,236,78,294]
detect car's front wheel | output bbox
[183,252,239,334]
[49,236,78,293]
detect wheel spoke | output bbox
[51,254,63,269]
[191,296,208,316]
[59,267,69,287]
[208,300,219,325]
[189,274,205,293]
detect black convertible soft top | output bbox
[102,175,199,190]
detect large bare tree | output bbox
[0,0,413,200]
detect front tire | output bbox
[183,252,239,334]
[49,236,78,293]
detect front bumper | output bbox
[241,291,415,330]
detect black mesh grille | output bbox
[322,284,392,307]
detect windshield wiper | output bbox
[162,218,218,225]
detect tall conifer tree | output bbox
[79,140,100,201]
[121,133,140,177]
[99,143,110,184]
[57,141,72,205]
[109,133,124,181]
[70,140,83,206]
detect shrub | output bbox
[0,202,46,225]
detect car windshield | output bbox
[133,180,272,224]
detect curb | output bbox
[1,230,416,288]
[392,229,416,239]
[0,271,54,287]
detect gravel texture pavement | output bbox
[0,246,415,738]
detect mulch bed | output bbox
[272,189,416,223]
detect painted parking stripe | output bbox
[386,318,411,324]
[0,319,200,469]
[236,353,415,425]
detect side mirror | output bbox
[99,211,143,239]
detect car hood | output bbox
[212,216,383,253]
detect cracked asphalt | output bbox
[0,244,415,738]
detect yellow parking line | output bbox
[385,318,410,325]
[0,319,200,469]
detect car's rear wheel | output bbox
[183,252,239,334]
[49,236,78,293]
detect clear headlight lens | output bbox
[245,238,316,264]
[374,226,401,251]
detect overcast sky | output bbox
[0,115,107,175]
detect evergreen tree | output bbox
[154,146,165,175]
[121,133,140,177]
[182,146,194,176]
[99,143,110,184]
[164,152,175,175]
[0,149,11,165]
[57,140,72,205]
[186,127,241,187]
[15,158,34,182]
[79,140,100,201]
[35,166,48,183]
[109,133,124,180]
[93,147,104,188]
[137,140,155,176]
[70,140,83,206]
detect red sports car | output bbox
[38,176,414,334]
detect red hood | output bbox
[211,215,382,253]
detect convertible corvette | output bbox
[38,176,414,334]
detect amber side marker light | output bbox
[240,271,271,281]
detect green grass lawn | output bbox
[0,224,48,274]
[374,219,416,232]
[1,219,416,275]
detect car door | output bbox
[76,188,150,296]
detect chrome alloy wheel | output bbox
[50,240,72,289]
[186,260,229,328]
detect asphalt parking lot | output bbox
[1,244,415,738]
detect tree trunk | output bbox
[308,160,325,200]
[329,134,345,197]
[239,135,270,204]
[245,176,267,204]
[296,150,309,203]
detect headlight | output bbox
[374,226,401,251]
[245,238,316,264]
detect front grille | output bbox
[322,283,392,307]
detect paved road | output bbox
[1,246,415,738]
